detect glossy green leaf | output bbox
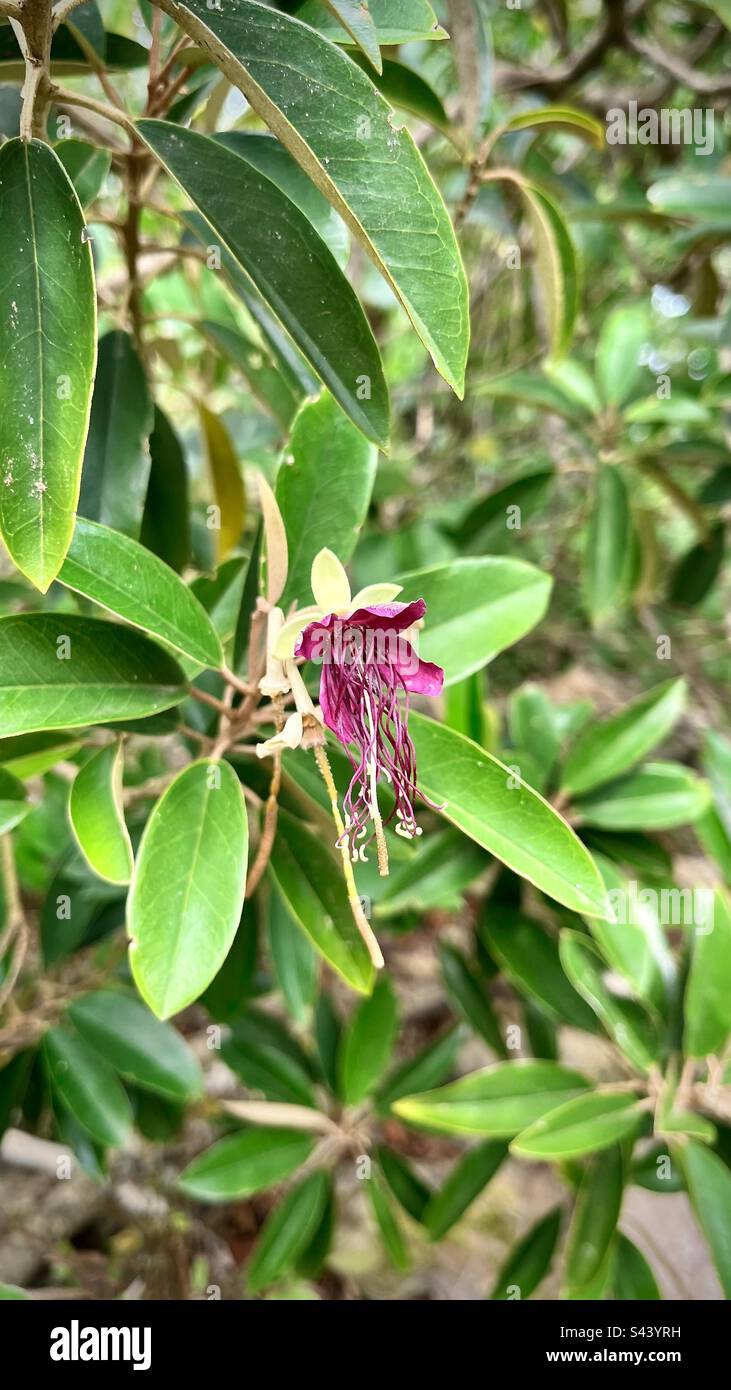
[588,855,671,1013]
[376,830,487,917]
[0,731,81,779]
[424,1140,507,1240]
[559,930,659,1072]
[704,729,731,840]
[489,1207,562,1299]
[511,1091,645,1161]
[0,138,96,591]
[78,330,153,540]
[68,742,132,885]
[595,305,649,407]
[139,119,390,447]
[0,614,186,736]
[377,1025,462,1110]
[519,181,579,356]
[222,1028,315,1108]
[61,518,222,668]
[563,1146,623,1295]
[376,1146,431,1222]
[269,887,317,1026]
[482,908,597,1031]
[368,1170,410,1269]
[68,989,203,1101]
[684,888,731,1058]
[340,977,398,1103]
[454,471,554,553]
[268,810,375,995]
[42,1026,132,1148]
[612,1234,661,1300]
[127,760,248,1018]
[0,767,28,835]
[409,714,608,918]
[140,408,191,574]
[197,405,245,564]
[178,1126,314,1201]
[202,320,303,431]
[473,370,588,423]
[55,138,110,205]
[396,558,551,685]
[297,0,446,44]
[679,1141,731,1297]
[647,174,731,220]
[248,1171,330,1291]
[439,943,506,1055]
[392,1060,588,1136]
[156,0,468,395]
[575,762,711,831]
[214,131,349,267]
[582,466,633,627]
[561,679,687,797]
[500,106,604,146]
[669,523,725,607]
[277,393,377,609]
[352,54,450,133]
[321,0,382,70]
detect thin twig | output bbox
[314,745,384,971]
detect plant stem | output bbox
[16,0,54,141]
[314,745,384,971]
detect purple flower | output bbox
[296,598,444,855]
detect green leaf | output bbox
[439,943,506,1055]
[704,729,731,840]
[367,1170,410,1269]
[0,1285,29,1300]
[0,731,81,779]
[248,1171,330,1291]
[55,138,110,205]
[454,471,554,552]
[489,1207,562,1299]
[472,370,588,423]
[0,767,28,835]
[320,0,382,71]
[409,714,608,918]
[297,0,446,45]
[213,132,349,267]
[277,393,377,609]
[563,1146,623,1295]
[127,760,248,1019]
[612,1234,661,1300]
[352,54,450,133]
[482,908,597,1031]
[376,830,486,917]
[68,989,203,1101]
[582,466,633,627]
[511,1091,645,1161]
[60,517,222,669]
[679,1141,731,1297]
[500,106,604,147]
[392,1059,588,1136]
[0,614,186,736]
[0,138,96,591]
[268,887,317,1026]
[647,174,731,220]
[376,1146,431,1222]
[78,330,153,540]
[68,742,133,885]
[424,1140,507,1240]
[543,359,601,417]
[42,1026,132,1148]
[138,119,390,447]
[140,408,191,573]
[340,977,398,1104]
[157,0,468,395]
[595,305,649,407]
[268,810,375,995]
[588,855,671,1013]
[518,181,579,356]
[202,320,303,431]
[684,888,731,1058]
[575,762,711,831]
[178,1126,314,1201]
[377,1025,463,1110]
[559,930,659,1072]
[396,558,552,685]
[197,405,246,564]
[669,523,725,607]
[561,678,687,797]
